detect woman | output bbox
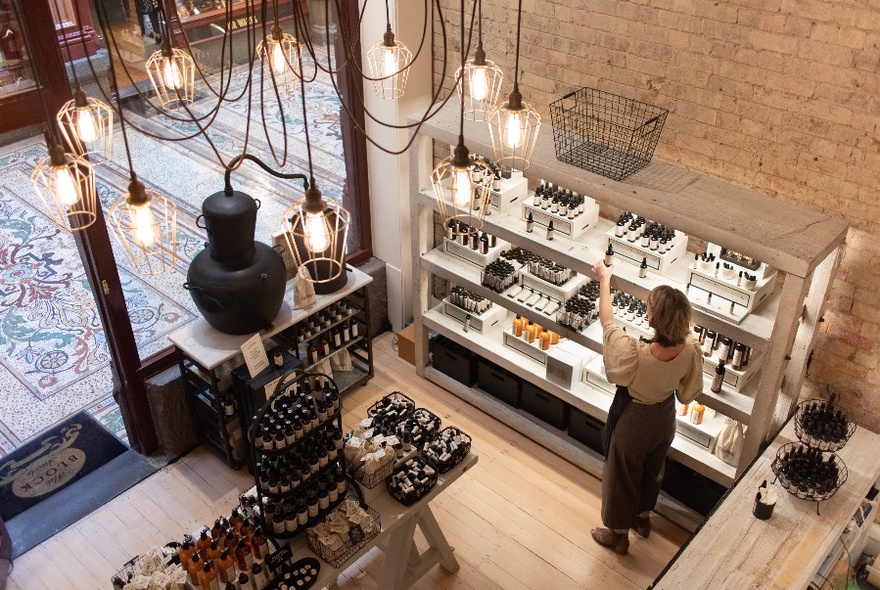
[590,259,703,555]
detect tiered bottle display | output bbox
[249,372,348,540]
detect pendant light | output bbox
[487,0,540,170]
[365,0,412,99]
[456,0,503,121]
[56,85,114,161]
[106,83,178,275]
[431,0,494,236]
[281,46,350,293]
[256,1,301,92]
[30,129,98,231]
[145,8,195,109]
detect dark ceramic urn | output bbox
[184,189,286,335]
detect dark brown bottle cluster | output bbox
[395,408,441,447]
[613,292,648,326]
[558,295,597,332]
[449,285,492,314]
[481,259,517,292]
[798,400,849,444]
[366,392,416,435]
[253,377,340,452]
[499,246,538,265]
[776,444,840,496]
[614,212,677,253]
[262,466,347,537]
[534,180,587,219]
[693,326,751,370]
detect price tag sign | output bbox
[267,546,292,573]
[241,333,270,378]
[348,524,365,545]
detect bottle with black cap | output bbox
[546,220,554,241]
[604,243,614,267]
[639,257,648,278]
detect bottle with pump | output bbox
[200,560,218,590]
[217,548,235,584]
[711,360,726,393]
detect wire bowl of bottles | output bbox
[771,442,848,515]
[794,396,856,452]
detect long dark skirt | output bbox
[601,395,676,529]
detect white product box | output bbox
[443,236,509,268]
[583,354,615,395]
[674,411,728,453]
[442,297,508,334]
[545,340,595,390]
[522,196,601,241]
[489,169,528,211]
[687,266,777,323]
[606,228,689,276]
[701,350,763,392]
[519,266,587,304]
[502,325,549,366]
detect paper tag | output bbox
[241,333,270,378]
[263,375,283,403]
[348,524,365,545]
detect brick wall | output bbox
[433,0,880,429]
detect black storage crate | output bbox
[477,359,521,408]
[430,335,477,386]
[521,381,568,430]
[550,87,668,181]
[568,407,604,454]
[661,458,727,516]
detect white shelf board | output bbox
[167,267,373,371]
[418,191,778,349]
[425,307,737,486]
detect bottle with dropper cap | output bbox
[604,243,614,267]
[639,257,648,278]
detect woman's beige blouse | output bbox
[602,324,704,405]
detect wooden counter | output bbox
[651,419,880,589]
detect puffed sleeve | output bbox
[602,324,638,386]
[675,340,704,404]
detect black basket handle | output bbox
[639,115,661,137]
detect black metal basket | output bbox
[550,87,668,181]
[395,408,443,448]
[306,498,381,568]
[366,391,416,435]
[771,442,848,515]
[422,426,472,474]
[387,456,440,506]
[794,398,856,452]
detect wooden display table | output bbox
[651,420,880,589]
[281,452,478,590]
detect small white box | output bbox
[687,266,777,323]
[489,170,528,211]
[442,297,508,334]
[545,340,592,390]
[583,354,615,395]
[503,326,548,365]
[519,266,587,304]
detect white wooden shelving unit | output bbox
[408,103,849,501]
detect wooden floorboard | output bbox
[6,332,689,589]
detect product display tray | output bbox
[443,236,508,268]
[607,228,688,276]
[522,197,601,240]
[442,296,508,334]
[701,349,763,392]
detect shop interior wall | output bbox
[432,0,880,429]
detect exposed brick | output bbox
[748,29,800,54]
[798,38,855,67]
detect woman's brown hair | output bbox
[646,285,692,347]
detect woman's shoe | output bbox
[634,515,652,538]
[590,527,629,555]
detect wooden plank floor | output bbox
[5,332,690,589]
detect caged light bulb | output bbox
[54,165,80,207]
[162,57,183,90]
[470,67,489,102]
[131,203,158,248]
[452,168,472,207]
[382,46,397,77]
[75,108,97,143]
[505,110,523,149]
[304,212,329,253]
[270,41,286,75]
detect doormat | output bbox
[0,412,127,521]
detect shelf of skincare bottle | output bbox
[692,325,761,392]
[522,181,600,240]
[261,468,348,538]
[687,248,778,322]
[525,255,577,286]
[443,221,508,268]
[556,295,598,332]
[297,300,361,343]
[605,213,689,276]
[442,289,507,334]
[611,291,654,340]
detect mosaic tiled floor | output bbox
[0,56,345,457]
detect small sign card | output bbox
[241,333,270,379]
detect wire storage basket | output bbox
[550,88,668,181]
